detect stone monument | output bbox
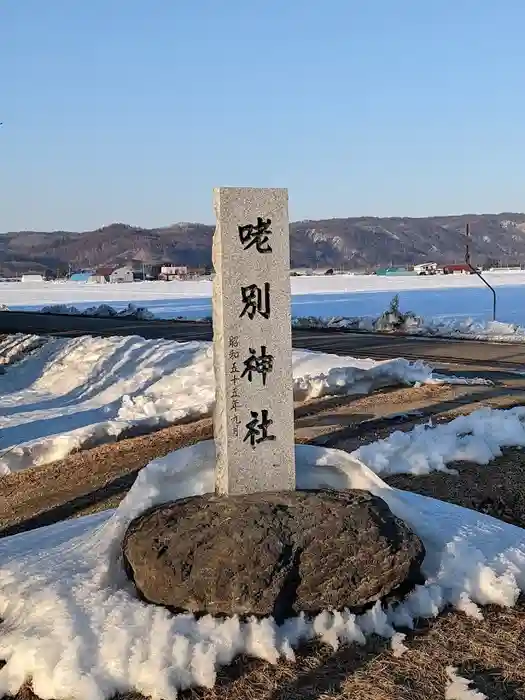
[212,187,295,495]
[122,187,426,624]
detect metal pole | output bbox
[465,222,497,321]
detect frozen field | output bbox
[1,272,525,324]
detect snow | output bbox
[390,632,409,657]
[2,271,525,323]
[0,270,521,303]
[0,334,45,367]
[294,313,525,343]
[1,430,525,699]
[0,335,473,475]
[445,667,487,700]
[40,302,156,320]
[416,317,525,342]
[354,406,525,476]
[31,295,525,344]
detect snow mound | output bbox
[421,317,525,342]
[293,314,525,343]
[0,335,466,475]
[0,334,46,367]
[40,302,156,320]
[354,406,525,476]
[43,298,524,343]
[1,439,524,699]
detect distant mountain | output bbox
[2,213,525,276]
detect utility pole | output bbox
[465,222,471,266]
[465,222,497,321]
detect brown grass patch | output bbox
[386,447,525,528]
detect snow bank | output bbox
[37,298,525,342]
[0,335,461,475]
[293,313,525,343]
[354,406,525,476]
[37,297,525,342]
[419,317,525,342]
[290,350,438,400]
[40,302,156,320]
[0,334,46,367]
[1,438,524,699]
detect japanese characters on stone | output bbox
[240,283,271,320]
[228,335,242,437]
[213,186,294,495]
[238,217,273,254]
[241,345,274,386]
[234,218,276,448]
[243,409,275,447]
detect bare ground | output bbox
[3,382,525,698]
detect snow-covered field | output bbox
[1,408,525,699]
[2,271,525,327]
[0,334,478,475]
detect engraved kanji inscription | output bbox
[238,217,272,253]
[241,345,274,386]
[240,282,271,320]
[243,409,276,448]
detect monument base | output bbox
[122,489,425,623]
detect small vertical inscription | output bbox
[229,335,241,436]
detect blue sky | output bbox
[2,0,525,231]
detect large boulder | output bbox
[123,489,425,622]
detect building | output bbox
[21,274,44,283]
[131,262,163,281]
[110,266,134,283]
[159,265,189,281]
[442,264,475,275]
[187,266,209,278]
[70,272,94,283]
[375,267,416,277]
[92,266,134,283]
[414,262,438,275]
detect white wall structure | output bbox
[21,274,45,283]
[160,265,188,280]
[414,262,438,275]
[160,265,188,276]
[109,267,134,283]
